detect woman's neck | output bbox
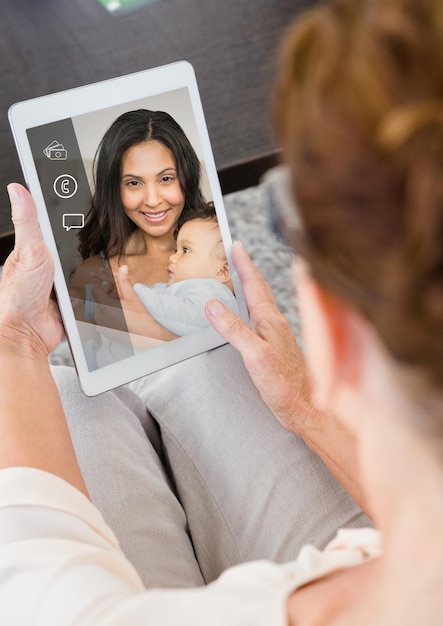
[356,382,443,536]
[343,381,443,625]
[125,228,176,256]
[107,228,177,285]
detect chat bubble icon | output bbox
[63,213,85,231]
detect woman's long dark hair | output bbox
[78,109,206,259]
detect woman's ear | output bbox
[294,259,364,411]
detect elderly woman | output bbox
[1,0,442,623]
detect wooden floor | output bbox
[0,0,316,243]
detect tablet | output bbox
[9,61,249,396]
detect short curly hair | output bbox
[275,0,443,387]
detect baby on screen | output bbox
[131,208,239,336]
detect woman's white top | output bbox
[0,467,381,626]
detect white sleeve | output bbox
[133,279,239,336]
[0,468,296,626]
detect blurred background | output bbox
[0,0,317,258]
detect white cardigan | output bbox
[0,467,381,626]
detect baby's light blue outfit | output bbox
[133,277,239,336]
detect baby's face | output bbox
[167,219,226,285]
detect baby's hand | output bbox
[115,266,147,314]
[93,267,142,331]
[91,268,119,299]
[91,267,114,284]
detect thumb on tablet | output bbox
[1,184,63,354]
[206,298,259,360]
[8,183,43,257]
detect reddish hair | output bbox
[275,0,443,386]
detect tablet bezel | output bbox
[9,62,249,396]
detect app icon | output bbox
[44,140,67,160]
[54,174,78,199]
[63,214,85,231]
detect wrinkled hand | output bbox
[206,241,316,435]
[0,184,64,354]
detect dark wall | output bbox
[0,0,316,237]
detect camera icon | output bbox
[44,140,67,160]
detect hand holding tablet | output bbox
[9,62,249,395]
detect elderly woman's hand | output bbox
[206,241,318,436]
[0,184,64,355]
[206,242,366,510]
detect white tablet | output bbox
[9,61,249,396]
